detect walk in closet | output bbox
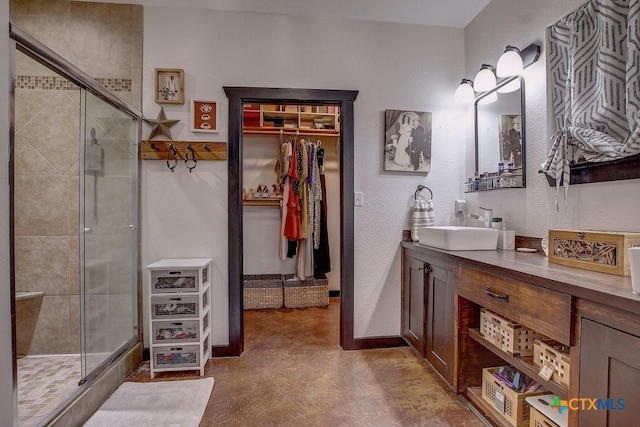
[242,103,341,309]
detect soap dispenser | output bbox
[498,221,515,250]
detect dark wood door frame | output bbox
[223,87,358,355]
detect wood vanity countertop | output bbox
[401,241,640,316]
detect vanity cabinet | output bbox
[402,248,455,385]
[579,319,640,426]
[402,254,426,355]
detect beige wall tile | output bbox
[14,133,58,175]
[14,88,59,132]
[69,295,80,353]
[10,0,70,18]
[28,295,71,355]
[68,175,79,235]
[10,13,71,62]
[69,235,79,295]
[14,236,70,295]
[15,295,44,357]
[14,175,68,236]
[19,92,80,174]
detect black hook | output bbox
[166,144,178,172]
[414,185,433,200]
[150,143,160,151]
[185,144,197,173]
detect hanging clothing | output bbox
[313,147,331,279]
[284,141,301,241]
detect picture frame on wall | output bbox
[190,100,218,133]
[155,68,184,104]
[383,109,432,173]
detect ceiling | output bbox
[79,0,491,28]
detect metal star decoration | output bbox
[143,107,180,140]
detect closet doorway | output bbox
[224,87,358,355]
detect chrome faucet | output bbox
[479,207,493,228]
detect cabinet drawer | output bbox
[153,344,201,368]
[151,269,200,293]
[151,294,200,319]
[454,264,571,344]
[152,319,201,344]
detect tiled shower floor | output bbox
[18,355,81,427]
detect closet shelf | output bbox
[243,197,283,207]
[243,127,339,137]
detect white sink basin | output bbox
[417,226,499,251]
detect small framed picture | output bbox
[155,68,184,104]
[191,100,218,133]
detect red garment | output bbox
[283,142,301,240]
[284,184,300,240]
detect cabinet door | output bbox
[425,265,454,385]
[402,255,426,356]
[579,318,640,426]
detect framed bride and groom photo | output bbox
[383,109,432,173]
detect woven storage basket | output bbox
[283,275,329,308]
[243,274,283,310]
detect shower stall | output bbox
[10,25,141,426]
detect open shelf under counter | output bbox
[468,328,568,397]
[466,386,513,427]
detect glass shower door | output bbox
[80,89,138,379]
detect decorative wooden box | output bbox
[548,229,640,275]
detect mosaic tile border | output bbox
[15,75,132,92]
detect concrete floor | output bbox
[129,298,483,426]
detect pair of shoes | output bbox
[255,185,270,198]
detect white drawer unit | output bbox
[146,258,212,379]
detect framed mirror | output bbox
[473,76,526,190]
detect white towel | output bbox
[411,199,435,242]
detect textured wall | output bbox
[141,7,467,342]
[464,0,640,236]
[10,0,142,355]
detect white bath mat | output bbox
[83,377,214,427]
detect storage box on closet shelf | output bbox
[283,274,329,308]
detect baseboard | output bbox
[329,290,340,297]
[212,345,235,357]
[351,336,408,350]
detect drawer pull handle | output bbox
[169,297,182,301]
[170,323,183,326]
[485,287,509,303]
[169,271,182,275]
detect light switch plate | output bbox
[354,192,364,206]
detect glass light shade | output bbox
[454,79,475,104]
[497,78,520,93]
[474,65,496,92]
[478,92,497,105]
[496,46,523,77]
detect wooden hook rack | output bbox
[140,141,227,161]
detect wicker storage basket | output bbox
[243,274,283,310]
[480,308,544,357]
[481,367,547,427]
[533,338,570,388]
[283,275,329,308]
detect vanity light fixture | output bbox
[496,45,523,77]
[497,43,542,77]
[497,78,520,94]
[473,64,497,92]
[454,79,475,104]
